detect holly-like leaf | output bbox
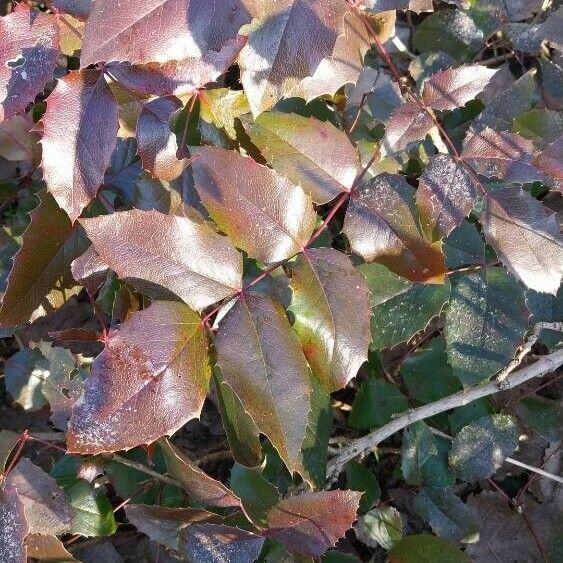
[243,111,360,204]
[125,505,215,551]
[6,458,73,536]
[159,439,242,508]
[191,146,316,263]
[181,524,265,563]
[80,209,243,312]
[534,136,563,193]
[0,487,28,563]
[289,248,371,391]
[65,480,117,537]
[239,0,350,115]
[136,95,186,181]
[445,268,529,386]
[359,263,450,350]
[41,70,118,222]
[215,293,312,473]
[449,414,519,481]
[388,534,471,563]
[482,187,563,295]
[0,5,59,122]
[416,155,478,240]
[421,65,497,111]
[4,348,49,411]
[382,102,434,153]
[461,128,542,183]
[104,38,245,97]
[356,506,403,550]
[0,192,89,328]
[413,488,479,543]
[0,115,40,162]
[267,490,361,557]
[67,301,211,454]
[344,174,446,283]
[362,0,433,12]
[80,0,249,67]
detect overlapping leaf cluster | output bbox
[0,0,562,561]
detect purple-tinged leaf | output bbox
[0,192,89,328]
[53,0,92,20]
[267,490,361,557]
[67,301,211,454]
[343,173,446,283]
[382,102,434,153]
[6,458,73,536]
[482,187,563,295]
[215,293,311,473]
[71,246,108,297]
[0,430,20,473]
[422,65,497,111]
[0,5,59,122]
[289,248,371,391]
[41,70,118,222]
[416,155,478,239]
[159,439,242,508]
[136,95,185,181]
[181,524,265,563]
[0,487,28,563]
[80,0,249,67]
[534,136,563,193]
[104,38,245,97]
[239,0,350,115]
[0,115,40,162]
[80,209,242,312]
[191,146,316,263]
[243,111,360,204]
[461,128,543,183]
[125,505,215,551]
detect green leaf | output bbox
[414,488,479,543]
[412,10,483,62]
[401,337,461,405]
[515,396,561,442]
[349,379,409,430]
[526,286,563,348]
[513,109,563,147]
[230,464,280,527]
[359,263,450,350]
[242,111,360,204]
[449,414,520,481]
[0,430,20,473]
[66,480,117,537]
[401,422,437,485]
[448,398,494,434]
[443,220,485,270]
[445,269,529,386]
[388,534,471,563]
[323,552,361,563]
[346,461,381,512]
[215,293,312,474]
[4,347,49,411]
[215,370,263,469]
[355,506,403,550]
[289,248,371,391]
[300,375,332,489]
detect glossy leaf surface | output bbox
[344,174,446,283]
[41,70,119,222]
[289,248,371,391]
[243,111,360,204]
[382,103,434,153]
[67,301,211,453]
[80,209,243,312]
[0,6,59,121]
[191,146,316,263]
[267,490,361,557]
[215,292,311,473]
[482,187,563,295]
